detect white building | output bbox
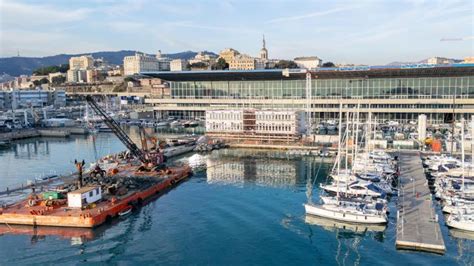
[294,56,322,69]
[206,110,243,132]
[427,57,456,65]
[255,110,306,136]
[67,186,102,208]
[67,55,94,83]
[188,51,216,65]
[170,59,188,71]
[0,89,66,110]
[205,109,306,141]
[124,52,170,76]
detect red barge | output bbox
[0,164,191,228]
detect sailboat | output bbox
[444,117,474,232]
[305,104,388,224]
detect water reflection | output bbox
[0,224,100,246]
[305,215,386,266]
[305,215,386,235]
[206,156,307,188]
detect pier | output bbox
[396,151,445,254]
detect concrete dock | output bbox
[396,151,445,254]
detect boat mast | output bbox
[461,117,465,191]
[472,115,474,164]
[345,109,350,170]
[337,102,342,199]
[354,102,361,159]
[366,108,371,153]
[451,96,455,155]
[372,116,377,153]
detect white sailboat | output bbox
[445,117,474,232]
[305,104,388,224]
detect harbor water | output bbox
[0,131,473,265]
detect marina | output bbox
[0,136,473,264]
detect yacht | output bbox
[446,208,474,232]
[304,202,387,224]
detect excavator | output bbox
[85,96,164,171]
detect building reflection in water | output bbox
[206,155,308,188]
[11,140,50,160]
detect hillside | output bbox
[0,50,217,76]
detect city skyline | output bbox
[0,0,473,64]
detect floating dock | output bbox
[396,151,445,254]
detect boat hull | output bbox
[304,203,387,224]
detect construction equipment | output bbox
[85,96,163,167]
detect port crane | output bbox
[85,96,163,168]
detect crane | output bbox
[85,96,163,167]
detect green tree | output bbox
[189,62,208,68]
[275,60,298,69]
[212,58,229,70]
[58,64,69,73]
[322,62,335,67]
[33,78,49,87]
[51,76,66,85]
[33,64,69,75]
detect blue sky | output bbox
[0,0,472,64]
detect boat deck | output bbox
[0,165,191,228]
[396,151,446,254]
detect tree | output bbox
[322,62,335,67]
[33,64,69,75]
[212,58,229,70]
[275,60,298,69]
[189,62,208,68]
[58,64,69,73]
[51,76,66,85]
[33,78,49,87]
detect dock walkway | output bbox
[396,151,445,254]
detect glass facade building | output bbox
[144,66,474,124]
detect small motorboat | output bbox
[118,206,133,217]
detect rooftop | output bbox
[141,64,474,81]
[69,186,100,194]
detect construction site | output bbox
[205,109,307,144]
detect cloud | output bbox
[0,0,92,26]
[106,21,146,32]
[266,5,361,24]
[165,21,258,34]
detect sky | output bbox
[0,0,473,64]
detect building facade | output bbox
[427,57,457,65]
[170,59,188,71]
[294,56,322,69]
[124,52,170,76]
[144,65,474,124]
[219,48,240,63]
[229,54,257,70]
[205,109,306,141]
[0,89,66,110]
[67,55,95,83]
[69,55,94,70]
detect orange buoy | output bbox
[431,139,442,152]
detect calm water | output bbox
[0,131,472,265]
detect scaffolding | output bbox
[205,109,306,144]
